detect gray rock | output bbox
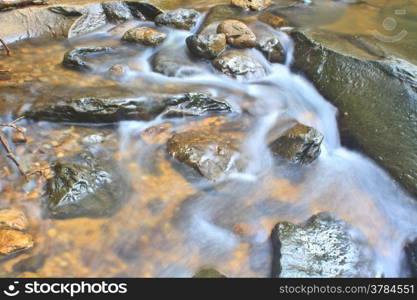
[66,4,107,38]
[269,123,323,164]
[271,213,376,277]
[152,48,205,77]
[404,238,417,277]
[25,90,232,123]
[125,1,163,20]
[102,1,135,23]
[186,33,226,59]
[292,29,417,197]
[212,50,266,80]
[155,8,200,30]
[45,151,130,219]
[62,46,114,72]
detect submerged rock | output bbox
[217,20,257,48]
[271,213,375,277]
[258,12,289,29]
[45,151,130,219]
[404,239,417,277]
[231,0,271,11]
[292,29,417,197]
[167,130,243,180]
[62,46,114,72]
[269,123,323,164]
[186,33,226,59]
[26,92,232,123]
[122,26,167,46]
[0,209,33,256]
[212,50,266,80]
[152,48,205,77]
[193,266,227,278]
[154,8,200,30]
[102,1,135,23]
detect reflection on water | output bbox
[0,0,416,277]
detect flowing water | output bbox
[0,0,417,277]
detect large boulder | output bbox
[292,29,417,197]
[25,90,232,123]
[45,151,130,219]
[271,213,376,277]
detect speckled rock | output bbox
[154,8,200,30]
[122,26,167,46]
[231,0,271,11]
[271,213,376,277]
[217,19,257,48]
[186,33,226,59]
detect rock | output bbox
[291,29,417,197]
[81,134,104,145]
[12,254,47,273]
[45,151,130,219]
[271,213,376,277]
[125,1,163,20]
[217,20,257,48]
[122,26,167,46]
[26,91,232,123]
[269,123,323,164]
[152,48,205,77]
[212,50,266,80]
[404,239,417,277]
[0,230,33,255]
[154,8,200,30]
[186,33,226,59]
[62,46,114,72]
[64,4,107,38]
[108,64,126,77]
[0,0,46,12]
[11,130,27,144]
[231,0,271,11]
[258,12,289,29]
[0,209,29,231]
[102,1,135,23]
[253,24,285,63]
[167,129,243,180]
[0,209,33,256]
[193,266,227,278]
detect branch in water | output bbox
[0,38,11,56]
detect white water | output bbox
[107,21,417,277]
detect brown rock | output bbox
[258,12,289,29]
[108,64,126,77]
[122,26,167,46]
[217,20,257,48]
[0,229,33,255]
[231,0,271,11]
[11,130,27,144]
[0,209,29,231]
[186,33,226,59]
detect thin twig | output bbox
[0,134,25,176]
[0,38,11,56]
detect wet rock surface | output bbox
[269,123,323,164]
[45,151,130,219]
[231,0,271,11]
[122,26,167,46]
[253,25,285,63]
[62,46,114,72]
[186,33,226,59]
[193,266,226,278]
[0,209,33,256]
[125,1,163,20]
[152,48,205,77]
[258,12,289,29]
[154,8,200,30]
[217,20,257,48]
[102,1,135,23]
[404,239,417,277]
[271,213,376,278]
[167,129,243,180]
[292,29,417,197]
[212,50,266,80]
[26,90,232,123]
